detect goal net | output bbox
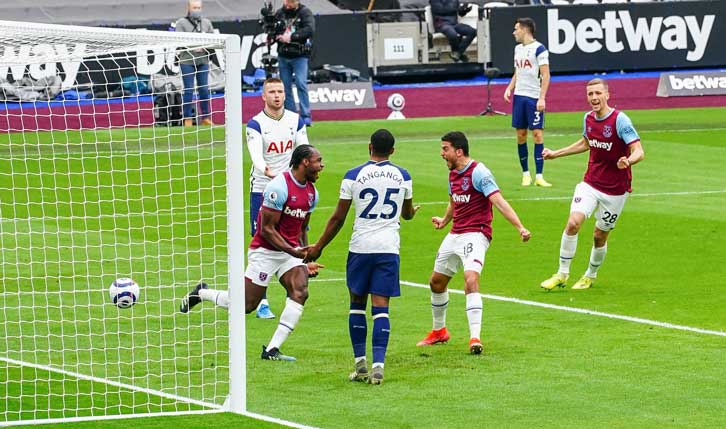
[0,20,245,425]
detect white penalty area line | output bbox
[400,280,726,338]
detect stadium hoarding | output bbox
[656,70,726,97]
[488,1,725,74]
[292,81,377,109]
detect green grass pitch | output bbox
[1,107,725,428]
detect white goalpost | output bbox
[0,20,245,424]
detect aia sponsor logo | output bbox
[267,140,294,154]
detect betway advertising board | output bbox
[656,70,726,97]
[489,2,724,73]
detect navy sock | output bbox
[518,143,529,173]
[349,303,367,359]
[371,306,390,365]
[535,143,544,174]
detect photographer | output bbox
[274,0,315,126]
[175,0,215,126]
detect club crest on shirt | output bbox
[603,125,613,138]
[290,195,297,202]
[461,177,471,191]
[574,197,582,203]
[259,272,268,282]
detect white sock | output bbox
[585,244,607,278]
[523,171,531,177]
[465,293,483,340]
[199,289,229,309]
[372,362,384,369]
[257,298,269,309]
[431,291,449,330]
[559,232,578,275]
[267,298,304,351]
[355,356,366,364]
[536,173,544,180]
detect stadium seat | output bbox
[549,0,571,5]
[425,3,480,63]
[572,0,598,4]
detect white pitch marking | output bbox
[400,281,726,338]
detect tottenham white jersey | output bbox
[513,41,549,99]
[340,160,413,254]
[246,109,309,193]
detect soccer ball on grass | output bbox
[109,278,140,308]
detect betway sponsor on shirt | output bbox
[292,81,376,110]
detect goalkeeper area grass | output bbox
[2,107,725,428]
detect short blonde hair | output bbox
[587,78,608,90]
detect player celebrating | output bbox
[246,77,309,319]
[180,145,324,361]
[504,17,552,187]
[540,78,644,291]
[417,131,531,354]
[304,129,419,385]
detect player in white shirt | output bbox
[304,129,419,385]
[504,17,552,188]
[246,78,309,319]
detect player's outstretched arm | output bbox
[304,199,352,262]
[489,193,531,242]
[542,137,589,160]
[401,198,420,220]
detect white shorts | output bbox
[433,232,490,277]
[570,182,629,232]
[245,247,305,287]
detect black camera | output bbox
[259,2,285,38]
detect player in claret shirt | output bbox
[540,78,644,291]
[180,145,324,362]
[246,77,309,319]
[417,131,531,355]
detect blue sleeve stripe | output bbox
[297,116,305,131]
[395,164,412,181]
[535,44,547,57]
[247,119,261,133]
[343,162,369,181]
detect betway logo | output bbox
[0,43,87,90]
[669,74,726,90]
[548,9,715,61]
[308,87,367,106]
[588,139,613,151]
[452,193,471,203]
[283,206,307,219]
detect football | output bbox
[109,278,140,308]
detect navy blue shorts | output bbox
[512,95,544,130]
[346,252,400,297]
[250,192,263,236]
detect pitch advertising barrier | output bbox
[489,1,725,73]
[656,70,726,97]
